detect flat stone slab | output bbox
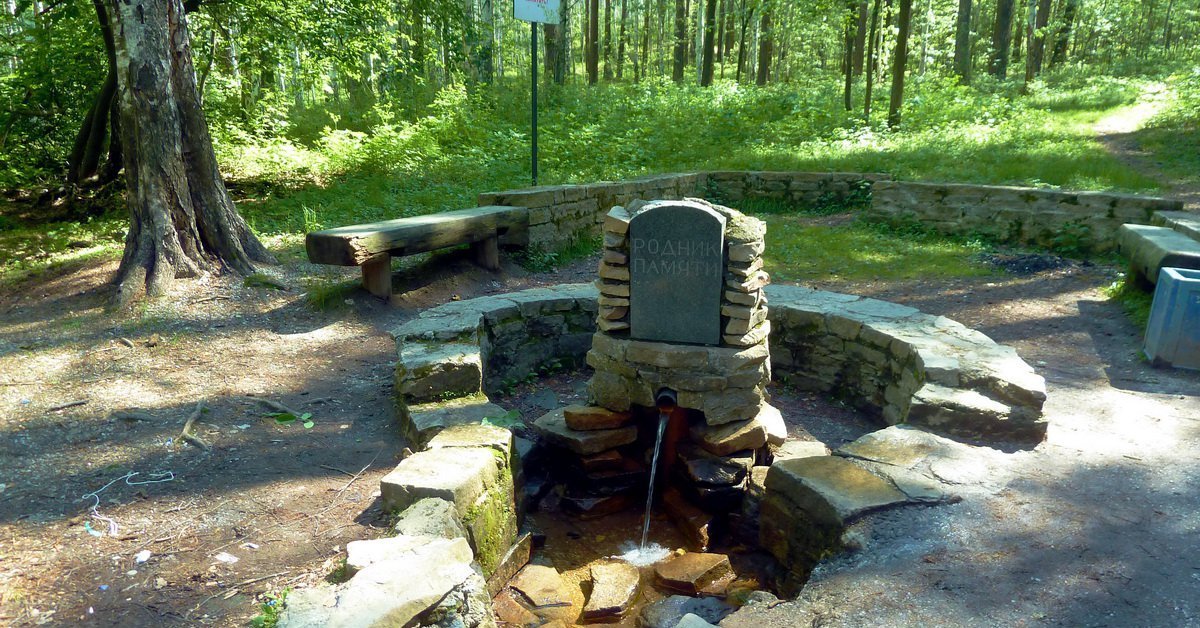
[836,425,958,469]
[690,415,768,457]
[510,564,583,623]
[345,534,472,578]
[757,403,787,446]
[426,422,513,459]
[563,405,633,431]
[583,560,641,621]
[1118,223,1200,284]
[765,456,907,528]
[400,394,508,447]
[655,552,735,595]
[663,487,715,552]
[392,497,467,540]
[396,342,483,403]
[380,447,499,516]
[773,439,831,461]
[532,407,638,455]
[278,535,484,628]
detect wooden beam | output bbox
[361,254,392,298]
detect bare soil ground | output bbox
[3,234,1195,627]
[2,100,1198,626]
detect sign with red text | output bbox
[514,0,561,24]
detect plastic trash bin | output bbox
[1144,266,1200,371]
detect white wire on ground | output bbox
[80,470,175,537]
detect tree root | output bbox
[180,401,210,450]
[244,396,303,418]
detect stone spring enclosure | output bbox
[276,184,1120,626]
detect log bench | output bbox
[1117,223,1200,285]
[305,206,529,297]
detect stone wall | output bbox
[869,180,1184,253]
[477,172,888,250]
[767,285,1046,443]
[393,283,1046,444]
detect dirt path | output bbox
[1094,82,1200,209]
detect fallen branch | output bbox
[48,399,88,412]
[180,402,210,451]
[244,396,303,417]
[319,464,356,478]
[236,571,288,587]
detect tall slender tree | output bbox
[953,0,972,82]
[990,0,1016,77]
[755,2,772,85]
[887,0,913,127]
[672,0,687,81]
[700,0,717,85]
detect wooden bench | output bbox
[1117,223,1200,285]
[306,206,529,297]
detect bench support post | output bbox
[361,253,392,298]
[472,235,500,271]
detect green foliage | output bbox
[481,409,523,429]
[302,276,359,311]
[1103,276,1155,332]
[1047,220,1094,259]
[250,588,290,628]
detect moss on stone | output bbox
[461,463,518,577]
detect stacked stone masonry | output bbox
[869,180,1184,253]
[477,172,888,250]
[393,283,1046,444]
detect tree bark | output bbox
[1024,0,1051,82]
[617,0,628,79]
[843,2,855,110]
[864,0,881,120]
[588,0,600,83]
[852,0,868,75]
[887,0,912,127]
[953,0,972,82]
[604,0,613,80]
[755,4,772,85]
[1051,0,1078,64]
[700,0,717,85]
[672,0,687,81]
[989,0,1015,78]
[106,0,274,307]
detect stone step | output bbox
[763,456,907,528]
[1117,223,1200,285]
[1153,210,1200,241]
[532,407,638,455]
[398,394,508,449]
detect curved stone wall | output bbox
[392,284,1046,444]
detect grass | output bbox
[0,72,1173,286]
[249,588,289,628]
[1103,276,1155,331]
[740,199,997,283]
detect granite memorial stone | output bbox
[629,201,727,345]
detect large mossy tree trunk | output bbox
[106,0,275,307]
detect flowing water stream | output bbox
[640,411,670,550]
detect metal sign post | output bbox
[514,0,561,187]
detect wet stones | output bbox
[563,405,633,431]
[582,561,641,621]
[655,552,736,596]
[638,595,734,628]
[509,564,584,624]
[532,408,638,455]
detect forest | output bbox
[0,0,1199,289]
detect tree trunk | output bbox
[887,0,912,127]
[755,5,771,85]
[864,0,882,120]
[700,0,717,85]
[852,0,868,75]
[1024,0,1051,82]
[588,0,600,83]
[736,1,749,82]
[843,2,854,110]
[672,0,687,81]
[617,0,628,79]
[953,0,972,82]
[106,0,275,307]
[1051,0,1077,64]
[989,0,1015,77]
[604,0,613,80]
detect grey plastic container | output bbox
[1144,266,1200,371]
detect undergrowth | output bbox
[1103,276,1155,332]
[0,72,1170,283]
